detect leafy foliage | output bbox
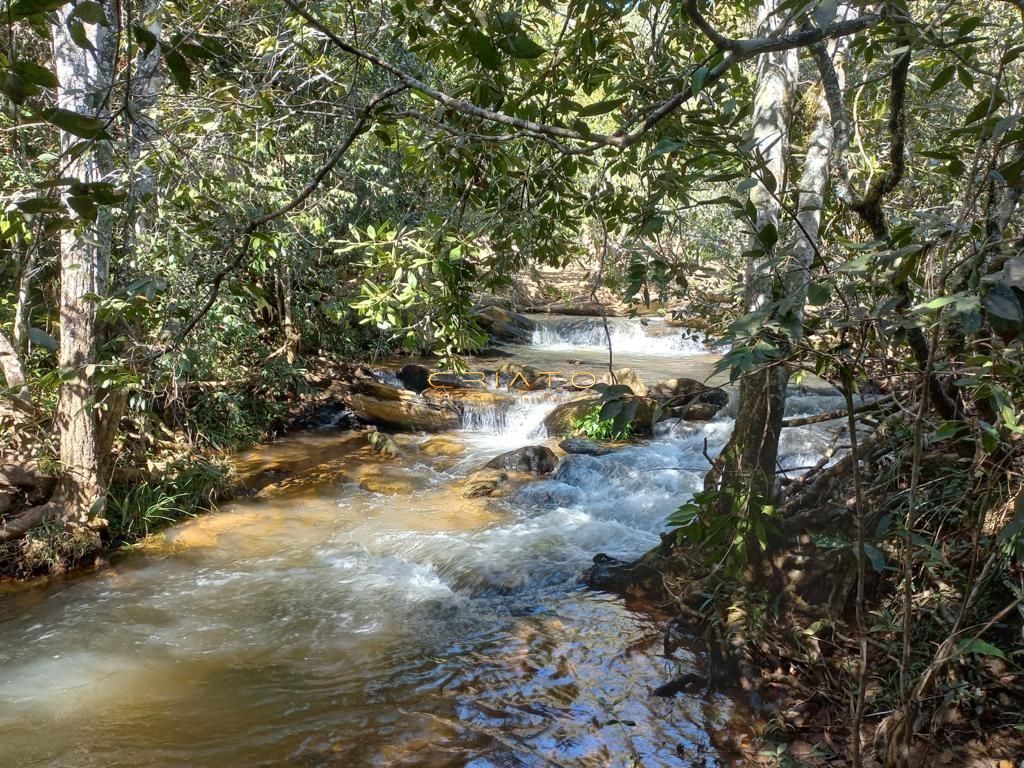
[571,404,633,441]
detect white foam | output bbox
[532,318,712,356]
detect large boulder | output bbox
[543,397,601,436]
[346,379,459,432]
[472,306,537,343]
[647,377,728,421]
[543,395,667,436]
[596,367,647,397]
[484,445,557,475]
[396,363,432,392]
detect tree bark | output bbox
[13,249,35,356]
[51,2,117,528]
[708,0,798,519]
[0,330,28,400]
[278,257,300,364]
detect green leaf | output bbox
[982,283,1024,329]
[929,65,956,94]
[498,34,545,59]
[997,154,1024,186]
[41,108,110,139]
[68,194,98,221]
[807,281,831,306]
[957,638,1005,659]
[861,543,886,573]
[165,50,192,92]
[8,0,67,20]
[650,138,685,157]
[28,327,57,351]
[132,24,159,56]
[640,216,664,236]
[756,221,778,249]
[71,1,109,24]
[68,19,94,51]
[980,421,1000,453]
[15,196,62,214]
[13,61,58,88]
[578,98,626,117]
[691,66,708,96]
[465,27,501,70]
[736,177,758,194]
[932,421,964,441]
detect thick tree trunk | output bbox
[51,2,117,528]
[709,0,798,516]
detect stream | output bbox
[0,316,845,767]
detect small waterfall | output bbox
[372,369,404,388]
[459,391,567,448]
[531,317,712,356]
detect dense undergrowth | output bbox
[643,409,1024,766]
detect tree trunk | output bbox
[279,258,299,364]
[0,330,28,400]
[13,248,35,356]
[51,2,117,528]
[708,0,798,519]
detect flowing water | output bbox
[0,316,845,767]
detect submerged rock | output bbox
[420,436,467,457]
[484,445,557,475]
[581,552,669,600]
[462,468,508,498]
[558,438,612,456]
[346,379,459,432]
[365,429,399,458]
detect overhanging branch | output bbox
[283,0,881,152]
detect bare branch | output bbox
[681,0,738,51]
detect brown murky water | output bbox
[0,317,842,766]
